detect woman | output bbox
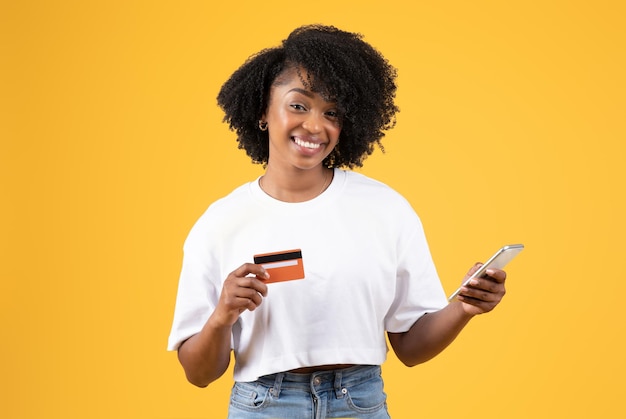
[168,25,507,419]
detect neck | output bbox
[259,167,333,203]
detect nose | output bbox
[302,112,322,133]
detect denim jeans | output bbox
[227,365,390,419]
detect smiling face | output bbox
[263,67,342,172]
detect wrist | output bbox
[206,311,236,332]
[451,300,476,322]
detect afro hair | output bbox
[216,24,399,168]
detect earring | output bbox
[258,121,268,131]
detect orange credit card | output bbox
[253,249,305,283]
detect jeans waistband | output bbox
[255,365,381,398]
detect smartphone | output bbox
[448,244,524,301]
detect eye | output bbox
[325,110,340,120]
[290,104,307,111]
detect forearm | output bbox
[388,301,474,366]
[177,315,233,387]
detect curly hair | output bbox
[217,24,399,168]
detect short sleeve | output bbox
[383,213,448,332]
[167,215,221,351]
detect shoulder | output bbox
[184,181,254,245]
[334,170,423,233]
[197,181,253,219]
[341,170,414,210]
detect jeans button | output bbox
[313,376,321,385]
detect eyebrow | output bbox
[288,88,315,98]
[288,87,338,106]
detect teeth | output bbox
[294,137,321,149]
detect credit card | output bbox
[253,249,305,283]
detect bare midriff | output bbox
[288,364,356,374]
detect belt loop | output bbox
[334,370,344,399]
[272,373,285,398]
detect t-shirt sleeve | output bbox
[167,215,221,351]
[384,212,448,333]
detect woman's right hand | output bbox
[212,263,270,327]
[177,263,269,387]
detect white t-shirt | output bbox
[168,169,448,382]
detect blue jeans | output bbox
[228,365,390,419]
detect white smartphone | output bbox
[448,244,524,301]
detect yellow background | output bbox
[2,1,624,418]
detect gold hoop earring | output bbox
[258,121,268,131]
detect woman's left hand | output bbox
[456,263,507,316]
